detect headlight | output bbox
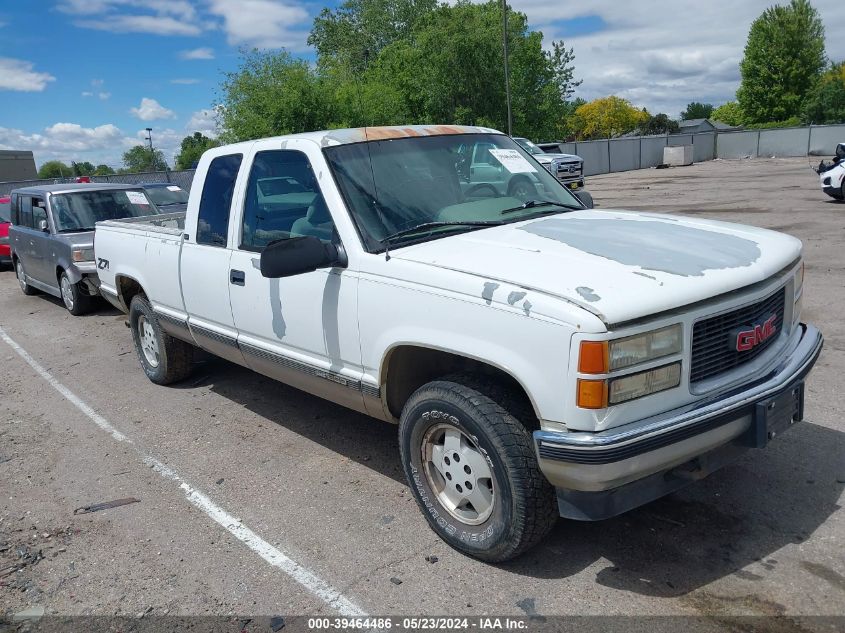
[608,324,682,370]
[609,363,682,405]
[72,248,94,262]
[576,324,683,408]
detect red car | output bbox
[0,196,11,267]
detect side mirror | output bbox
[39,219,49,232]
[573,189,594,209]
[260,236,345,278]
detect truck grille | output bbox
[690,287,786,383]
[556,162,582,178]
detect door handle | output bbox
[230,269,245,286]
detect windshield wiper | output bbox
[500,199,581,215]
[380,220,504,260]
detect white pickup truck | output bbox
[94,125,822,562]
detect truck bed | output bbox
[96,211,186,236]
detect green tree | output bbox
[802,62,845,124]
[218,1,581,142]
[712,101,745,126]
[122,145,168,172]
[737,0,826,123]
[38,160,71,179]
[217,49,332,142]
[72,161,96,176]
[175,132,220,170]
[680,102,714,120]
[309,0,437,75]
[571,96,649,139]
[639,113,680,135]
[93,164,116,176]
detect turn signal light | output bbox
[577,379,608,409]
[578,341,608,374]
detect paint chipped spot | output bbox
[576,286,601,302]
[522,300,532,316]
[507,291,527,305]
[481,282,499,305]
[520,218,761,277]
[633,271,657,281]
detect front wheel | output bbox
[508,178,535,201]
[129,295,194,385]
[59,271,92,316]
[399,377,557,562]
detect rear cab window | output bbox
[197,154,243,247]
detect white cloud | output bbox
[186,108,221,138]
[179,47,214,60]
[0,121,185,169]
[207,0,310,51]
[98,91,111,100]
[81,91,94,97]
[130,97,176,121]
[170,78,202,84]
[62,0,201,36]
[0,58,56,92]
[510,0,845,118]
[75,15,201,36]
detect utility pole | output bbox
[145,127,155,170]
[501,0,512,136]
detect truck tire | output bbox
[507,177,535,201]
[129,295,194,385]
[399,376,557,562]
[59,271,92,316]
[15,259,37,296]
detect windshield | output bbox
[324,133,582,251]
[513,137,543,155]
[50,189,158,232]
[144,185,189,206]
[0,200,10,223]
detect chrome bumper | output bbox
[534,323,823,520]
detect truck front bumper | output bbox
[534,323,823,520]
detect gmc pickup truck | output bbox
[94,125,822,562]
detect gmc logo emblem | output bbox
[733,314,778,351]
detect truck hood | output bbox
[393,210,801,326]
[532,153,580,164]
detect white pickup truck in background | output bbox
[94,125,822,562]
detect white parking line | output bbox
[0,325,367,618]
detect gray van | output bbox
[9,183,158,315]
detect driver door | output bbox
[228,141,365,413]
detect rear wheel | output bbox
[15,259,37,296]
[59,271,92,316]
[129,295,194,384]
[399,376,557,562]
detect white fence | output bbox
[546,124,845,176]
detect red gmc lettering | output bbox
[736,314,777,351]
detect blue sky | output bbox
[1,1,844,169]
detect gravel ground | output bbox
[0,157,842,627]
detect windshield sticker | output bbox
[167,185,181,192]
[489,149,537,174]
[126,191,149,205]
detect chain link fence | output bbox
[0,169,196,197]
